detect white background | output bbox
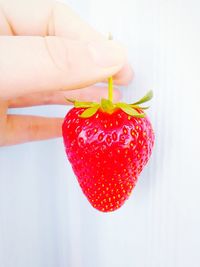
[1,0,200,266]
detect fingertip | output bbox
[113,63,134,85]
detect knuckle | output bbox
[44,36,70,74]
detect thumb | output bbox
[0,36,126,99]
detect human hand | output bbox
[0,0,133,146]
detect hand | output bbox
[0,0,133,146]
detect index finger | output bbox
[0,0,133,97]
[0,0,105,40]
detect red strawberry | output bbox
[62,80,154,212]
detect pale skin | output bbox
[0,0,133,147]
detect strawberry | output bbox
[62,78,154,212]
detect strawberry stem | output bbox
[108,76,113,102]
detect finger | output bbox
[0,99,8,145]
[0,1,132,88]
[4,115,63,146]
[0,98,8,115]
[8,86,121,108]
[0,36,126,99]
[48,2,107,40]
[0,0,131,80]
[112,63,134,85]
[102,63,134,85]
[0,0,106,39]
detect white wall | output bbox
[0,0,200,266]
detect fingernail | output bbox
[88,40,126,68]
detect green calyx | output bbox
[66,89,153,119]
